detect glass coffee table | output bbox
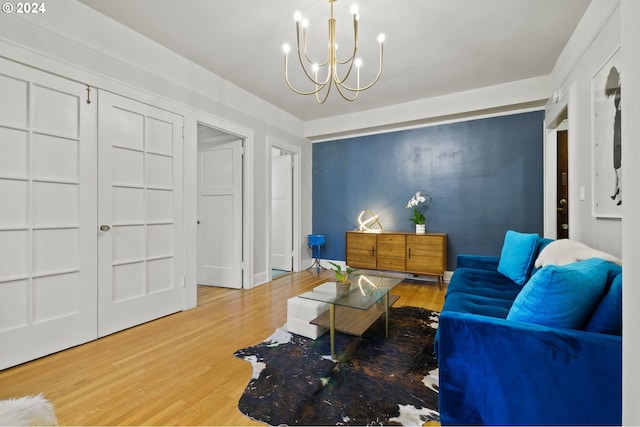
[298,274,402,360]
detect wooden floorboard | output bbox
[0,271,446,426]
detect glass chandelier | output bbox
[282,0,385,103]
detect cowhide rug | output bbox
[234,306,440,426]
[0,394,58,426]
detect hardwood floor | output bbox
[0,271,446,425]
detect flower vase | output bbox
[416,224,426,234]
[336,282,351,297]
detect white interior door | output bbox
[271,151,293,271]
[197,140,243,288]
[98,91,183,337]
[0,59,97,370]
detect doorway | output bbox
[556,126,569,239]
[196,124,243,289]
[544,87,574,240]
[271,148,294,278]
[268,137,301,281]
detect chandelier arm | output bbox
[334,79,360,101]
[284,55,328,96]
[284,75,328,96]
[336,43,384,92]
[336,55,357,65]
[300,25,329,67]
[334,64,354,88]
[315,79,333,104]
[336,13,358,66]
[334,37,358,85]
[293,23,326,85]
[295,47,331,86]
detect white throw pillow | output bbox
[534,239,622,268]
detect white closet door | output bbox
[271,153,293,271]
[0,59,97,370]
[197,140,243,288]
[98,91,183,337]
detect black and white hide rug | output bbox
[234,306,440,426]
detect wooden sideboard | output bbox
[346,231,447,287]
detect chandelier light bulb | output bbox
[312,63,319,73]
[282,44,290,54]
[293,11,302,22]
[377,33,386,43]
[301,18,309,28]
[350,4,358,15]
[355,58,362,68]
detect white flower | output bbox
[407,191,427,208]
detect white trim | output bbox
[304,76,550,142]
[543,82,577,240]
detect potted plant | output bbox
[328,262,358,296]
[406,191,432,234]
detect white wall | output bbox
[621,1,640,424]
[0,0,312,298]
[546,0,622,257]
[548,0,640,423]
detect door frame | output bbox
[544,83,577,239]
[267,136,301,279]
[196,135,244,289]
[185,114,254,299]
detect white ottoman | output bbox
[287,296,329,339]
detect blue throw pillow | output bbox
[507,258,609,329]
[497,230,540,285]
[585,270,622,335]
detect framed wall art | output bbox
[592,46,622,218]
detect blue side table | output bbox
[306,234,326,274]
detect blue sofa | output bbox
[436,232,622,426]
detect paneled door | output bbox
[0,59,97,370]
[196,140,243,289]
[97,91,183,337]
[271,152,293,272]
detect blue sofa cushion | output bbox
[507,258,610,329]
[441,291,514,319]
[497,230,540,285]
[585,267,622,335]
[445,267,521,299]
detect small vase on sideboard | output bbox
[416,224,426,234]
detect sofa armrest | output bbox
[438,311,621,426]
[456,254,500,271]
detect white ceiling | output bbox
[76,0,591,122]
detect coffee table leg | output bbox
[329,303,336,360]
[384,293,389,338]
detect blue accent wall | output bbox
[312,111,544,269]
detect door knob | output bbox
[559,198,567,206]
[561,223,569,230]
[99,225,111,232]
